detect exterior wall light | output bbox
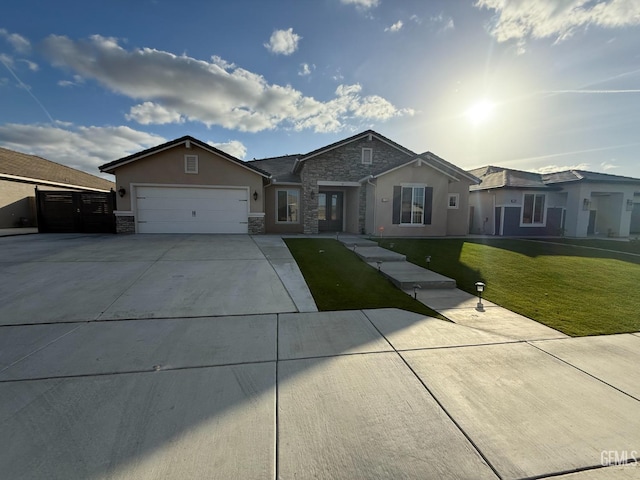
[253,190,259,201]
[117,187,126,198]
[475,282,485,311]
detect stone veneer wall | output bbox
[116,215,135,234]
[300,137,412,234]
[248,216,265,235]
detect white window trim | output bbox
[448,193,459,209]
[400,185,426,225]
[184,155,198,174]
[275,188,300,224]
[520,192,547,227]
[362,148,373,165]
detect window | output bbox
[276,189,299,223]
[448,193,459,209]
[185,155,198,174]
[401,186,425,224]
[522,193,545,225]
[362,148,373,165]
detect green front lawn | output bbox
[284,238,440,318]
[377,238,640,336]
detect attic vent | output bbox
[362,148,373,165]
[185,155,198,174]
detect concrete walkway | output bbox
[251,235,318,313]
[1,234,638,479]
[338,234,567,341]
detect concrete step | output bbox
[354,246,406,262]
[337,236,379,248]
[369,261,456,289]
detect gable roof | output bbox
[368,152,480,184]
[247,155,301,184]
[292,129,415,173]
[469,165,640,191]
[99,135,270,177]
[0,147,115,191]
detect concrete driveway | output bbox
[0,233,300,324]
[1,234,639,479]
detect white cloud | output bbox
[207,139,248,159]
[0,29,30,53]
[126,101,184,124]
[384,20,403,33]
[58,75,85,88]
[264,28,301,56]
[410,14,422,25]
[430,13,455,33]
[0,123,164,175]
[0,53,14,68]
[475,0,640,52]
[43,35,412,133]
[340,0,379,9]
[298,63,313,76]
[600,161,618,171]
[19,59,38,71]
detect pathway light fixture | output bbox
[475,282,485,311]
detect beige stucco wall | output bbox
[446,179,472,236]
[0,180,37,228]
[112,144,265,214]
[0,179,85,228]
[370,163,456,237]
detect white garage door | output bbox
[136,186,248,234]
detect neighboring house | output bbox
[632,192,640,234]
[99,130,478,236]
[0,147,115,229]
[469,166,640,238]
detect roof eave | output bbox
[99,136,271,178]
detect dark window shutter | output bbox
[423,187,433,225]
[392,186,401,224]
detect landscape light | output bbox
[425,256,431,269]
[413,284,421,299]
[376,261,382,271]
[475,282,485,311]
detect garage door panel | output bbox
[135,187,249,234]
[137,197,247,212]
[137,186,247,200]
[138,209,249,223]
[138,221,247,234]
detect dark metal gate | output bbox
[36,190,116,233]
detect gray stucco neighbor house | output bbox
[468,166,640,238]
[99,130,478,235]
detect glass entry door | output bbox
[318,191,343,232]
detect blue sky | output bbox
[1,0,640,179]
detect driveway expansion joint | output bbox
[527,341,640,403]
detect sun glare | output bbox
[465,99,495,125]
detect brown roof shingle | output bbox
[0,147,114,191]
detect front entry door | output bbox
[318,191,343,232]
